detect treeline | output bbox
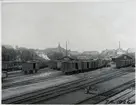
[2,45,65,62]
[47,52,64,60]
[3,45,134,62]
[2,45,41,61]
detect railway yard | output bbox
[2,1,136,104]
[2,66,135,104]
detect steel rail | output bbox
[35,71,129,104]
[2,72,63,89]
[3,68,129,104]
[76,79,135,104]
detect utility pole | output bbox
[58,42,61,53]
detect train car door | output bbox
[33,63,36,69]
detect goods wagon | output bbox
[61,59,107,74]
[116,59,134,68]
[2,61,14,71]
[61,60,82,74]
[22,62,39,74]
[38,60,48,69]
[48,60,62,70]
[132,59,135,67]
[113,54,135,69]
[2,61,22,72]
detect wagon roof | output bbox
[2,61,22,63]
[113,54,133,59]
[57,56,77,61]
[22,61,39,63]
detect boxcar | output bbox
[2,61,14,71]
[22,62,39,74]
[132,59,135,67]
[91,60,96,69]
[61,61,72,73]
[116,60,132,68]
[61,59,107,74]
[2,61,22,72]
[98,59,103,68]
[113,54,134,68]
[57,61,62,70]
[62,61,82,73]
[82,61,88,71]
[48,60,62,70]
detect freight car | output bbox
[61,59,107,74]
[115,59,134,68]
[132,59,135,67]
[22,61,39,74]
[2,61,22,72]
[112,54,135,69]
[2,61,14,71]
[38,60,48,69]
[48,60,62,70]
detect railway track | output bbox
[4,68,55,82]
[99,87,135,104]
[127,95,135,104]
[2,67,132,89]
[2,71,63,89]
[3,67,109,88]
[2,67,110,89]
[76,79,135,104]
[105,90,135,104]
[2,68,131,104]
[7,70,22,77]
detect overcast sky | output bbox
[2,1,136,52]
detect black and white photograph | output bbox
[1,0,136,104]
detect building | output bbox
[116,41,126,55]
[82,51,99,55]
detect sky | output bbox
[2,1,136,52]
